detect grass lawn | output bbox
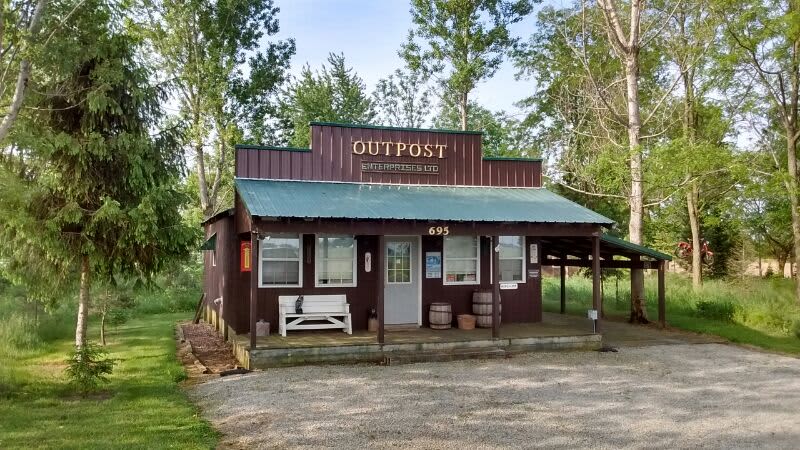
[0,313,218,449]
[543,274,800,355]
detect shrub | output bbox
[65,344,117,394]
[695,300,736,322]
[0,313,41,357]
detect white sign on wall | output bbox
[364,252,372,273]
[500,282,518,290]
[530,244,538,264]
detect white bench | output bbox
[278,295,352,337]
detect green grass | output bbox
[0,313,218,449]
[543,273,800,354]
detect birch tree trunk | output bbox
[75,255,90,348]
[0,0,48,144]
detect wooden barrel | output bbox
[472,302,502,316]
[475,313,501,328]
[472,291,494,304]
[429,303,452,329]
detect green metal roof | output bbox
[601,234,672,261]
[235,178,614,225]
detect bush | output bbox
[65,344,117,394]
[694,300,737,322]
[0,313,41,356]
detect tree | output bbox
[743,129,796,276]
[0,0,47,145]
[514,1,683,322]
[722,0,800,303]
[142,0,295,219]
[373,66,433,128]
[434,100,538,157]
[660,0,726,289]
[401,0,533,131]
[0,11,196,348]
[278,53,375,148]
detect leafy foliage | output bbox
[278,53,375,147]
[373,66,433,128]
[695,300,737,322]
[141,0,295,218]
[402,0,534,129]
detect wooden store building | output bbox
[200,122,671,367]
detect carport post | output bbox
[591,234,601,333]
[658,260,666,328]
[560,264,566,314]
[492,235,501,339]
[249,230,258,350]
[377,235,385,344]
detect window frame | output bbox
[443,235,481,286]
[314,234,358,288]
[498,236,526,283]
[386,240,413,285]
[258,234,303,288]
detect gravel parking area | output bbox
[189,344,800,449]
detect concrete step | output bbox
[383,347,507,365]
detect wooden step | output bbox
[382,347,507,365]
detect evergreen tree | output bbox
[278,53,375,147]
[0,5,196,348]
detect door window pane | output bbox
[387,242,412,284]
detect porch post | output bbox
[249,230,258,350]
[658,260,666,328]
[491,235,501,339]
[591,234,602,333]
[559,264,566,314]
[377,235,385,344]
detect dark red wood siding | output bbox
[235,124,541,187]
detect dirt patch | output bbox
[176,322,239,384]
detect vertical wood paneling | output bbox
[233,124,543,188]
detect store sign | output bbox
[425,252,442,278]
[240,241,252,272]
[361,161,439,174]
[353,140,447,159]
[500,282,518,290]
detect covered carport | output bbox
[540,233,672,331]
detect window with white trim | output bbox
[259,234,302,287]
[499,236,525,282]
[444,236,480,285]
[316,235,356,287]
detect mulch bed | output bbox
[177,322,240,383]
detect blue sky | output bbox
[272,0,547,122]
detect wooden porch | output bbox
[231,313,601,368]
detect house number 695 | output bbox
[428,226,450,235]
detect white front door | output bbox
[384,237,420,325]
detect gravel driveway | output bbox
[189,344,800,449]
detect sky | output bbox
[271,0,546,122]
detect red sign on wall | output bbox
[240,241,252,272]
